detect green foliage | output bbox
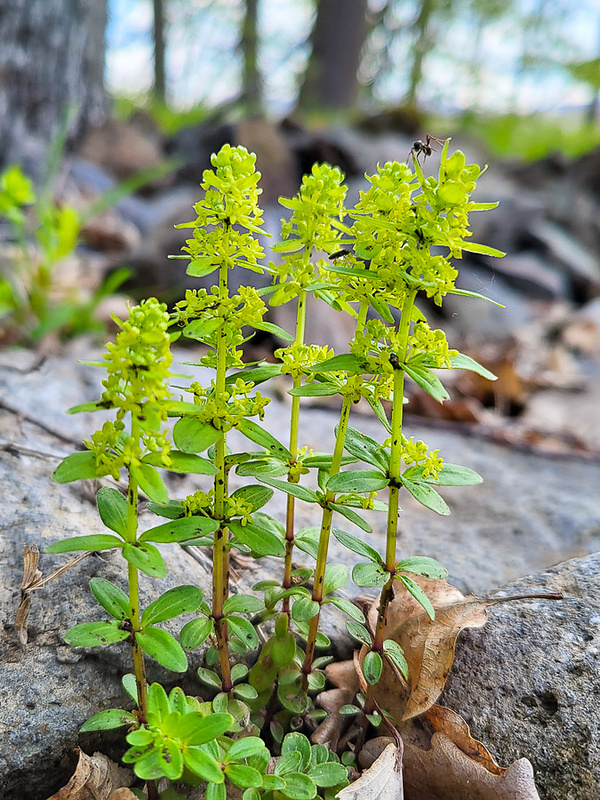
[44,141,501,796]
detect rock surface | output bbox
[442,553,600,800]
[1,347,600,798]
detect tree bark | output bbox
[297,0,369,113]
[153,0,167,105]
[240,0,262,115]
[0,0,107,178]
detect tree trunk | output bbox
[297,0,368,113]
[406,0,436,108]
[0,0,107,179]
[153,0,167,105]
[240,0,262,115]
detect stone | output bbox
[441,553,600,800]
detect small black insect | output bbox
[328,248,351,261]
[408,134,447,165]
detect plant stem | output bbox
[212,258,233,693]
[125,467,149,723]
[301,394,352,689]
[282,291,306,614]
[365,288,416,713]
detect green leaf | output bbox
[308,761,348,788]
[294,527,320,559]
[330,502,372,533]
[308,354,365,373]
[230,484,273,512]
[65,620,129,647]
[185,712,233,745]
[46,534,122,554]
[225,764,263,789]
[228,520,285,557]
[142,450,217,475]
[130,463,168,503]
[197,667,223,688]
[271,631,297,668]
[223,594,264,615]
[287,382,339,397]
[362,651,383,685]
[272,238,304,253]
[258,477,319,504]
[332,529,382,564]
[382,639,409,680]
[237,418,292,459]
[274,751,303,776]
[180,617,213,649]
[369,293,395,323]
[138,516,219,544]
[398,575,436,620]
[226,363,283,387]
[291,596,320,622]
[184,747,224,783]
[447,287,505,308]
[226,615,259,649]
[141,585,202,627]
[96,487,128,537]
[396,556,448,580]
[404,363,450,403]
[136,627,188,672]
[146,500,185,519]
[80,708,136,732]
[352,561,389,588]
[345,621,372,647]
[147,681,170,717]
[410,462,483,487]
[327,469,389,494]
[122,542,167,578]
[206,781,227,800]
[282,773,317,800]
[261,774,286,791]
[254,320,294,342]
[325,597,365,623]
[226,737,268,762]
[184,316,223,338]
[450,353,497,381]
[173,417,222,453]
[65,400,109,414]
[52,450,99,482]
[401,477,450,516]
[343,426,390,471]
[234,683,259,701]
[122,673,138,703]
[281,733,310,770]
[89,578,129,620]
[457,240,506,258]
[322,564,349,596]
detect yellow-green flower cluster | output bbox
[188,378,270,433]
[177,145,265,274]
[280,163,346,250]
[89,299,173,473]
[226,496,253,526]
[183,490,213,516]
[400,436,443,480]
[407,322,458,368]
[274,342,335,381]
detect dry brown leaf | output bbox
[108,791,138,800]
[46,749,134,800]
[313,687,356,748]
[423,705,504,776]
[337,742,404,800]
[15,544,42,645]
[402,733,540,800]
[370,577,488,722]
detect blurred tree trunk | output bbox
[297,0,369,113]
[406,0,436,108]
[0,0,107,178]
[240,0,262,114]
[153,0,167,105]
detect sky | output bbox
[106,0,600,116]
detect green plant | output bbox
[47,141,502,797]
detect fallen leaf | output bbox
[423,704,504,775]
[337,742,404,800]
[402,733,540,800]
[370,577,488,721]
[46,749,134,800]
[15,544,42,645]
[313,687,355,749]
[108,791,138,800]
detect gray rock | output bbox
[442,553,600,800]
[2,348,600,797]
